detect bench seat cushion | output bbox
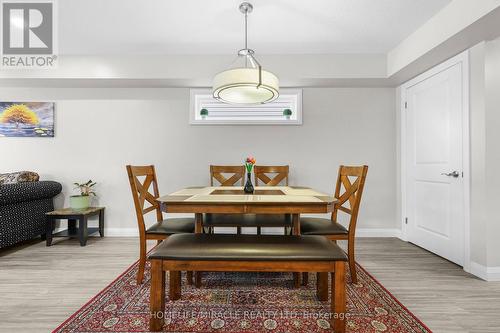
[148,234,347,261]
[204,213,291,227]
[146,218,195,235]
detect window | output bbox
[190,88,302,125]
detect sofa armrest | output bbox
[0,181,62,206]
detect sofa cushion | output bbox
[0,171,39,185]
[0,181,62,206]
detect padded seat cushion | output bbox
[148,234,348,261]
[300,217,349,235]
[146,218,195,235]
[204,213,291,227]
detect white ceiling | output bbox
[59,0,451,55]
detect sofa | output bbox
[0,176,62,248]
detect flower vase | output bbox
[244,172,254,194]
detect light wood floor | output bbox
[1,237,499,333]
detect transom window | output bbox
[190,89,302,125]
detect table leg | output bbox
[194,213,203,287]
[99,209,105,237]
[78,216,88,246]
[68,219,77,236]
[46,217,53,246]
[292,213,301,288]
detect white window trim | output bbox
[189,88,303,125]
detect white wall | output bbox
[0,87,397,235]
[484,39,500,268]
[469,42,488,266]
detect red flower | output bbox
[246,156,256,164]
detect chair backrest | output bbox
[254,165,289,186]
[210,165,245,186]
[332,165,368,234]
[126,165,163,237]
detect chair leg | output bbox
[257,226,261,235]
[137,236,147,284]
[302,272,309,286]
[195,271,202,288]
[293,273,301,288]
[237,226,241,235]
[186,271,193,285]
[348,239,357,284]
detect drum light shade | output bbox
[213,68,279,104]
[212,2,279,105]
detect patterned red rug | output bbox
[53,261,431,333]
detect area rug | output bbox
[53,261,431,333]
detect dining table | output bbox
[156,185,338,291]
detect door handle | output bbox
[441,171,460,178]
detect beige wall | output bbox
[0,87,397,235]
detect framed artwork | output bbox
[0,102,54,137]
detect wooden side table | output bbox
[45,207,105,246]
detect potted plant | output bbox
[70,180,96,209]
[200,108,209,120]
[283,108,292,119]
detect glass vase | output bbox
[244,172,254,194]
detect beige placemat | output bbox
[169,187,213,196]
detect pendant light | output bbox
[212,2,279,105]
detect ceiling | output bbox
[59,0,451,55]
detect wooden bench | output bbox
[148,234,348,332]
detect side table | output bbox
[45,207,105,246]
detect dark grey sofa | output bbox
[0,181,62,248]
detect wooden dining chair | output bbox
[253,165,290,234]
[208,165,246,234]
[254,165,289,186]
[300,165,368,283]
[210,165,245,186]
[126,165,195,284]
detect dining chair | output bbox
[253,165,290,234]
[126,165,195,284]
[300,165,368,283]
[208,165,246,234]
[210,165,245,186]
[254,165,289,186]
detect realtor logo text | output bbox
[1,0,57,68]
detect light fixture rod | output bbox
[244,11,248,50]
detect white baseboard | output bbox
[469,261,500,281]
[104,228,138,237]
[356,228,402,238]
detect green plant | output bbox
[73,180,97,196]
[283,108,292,117]
[200,108,209,116]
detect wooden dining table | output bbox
[157,185,338,291]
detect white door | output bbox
[404,58,466,266]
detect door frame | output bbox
[399,51,471,272]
